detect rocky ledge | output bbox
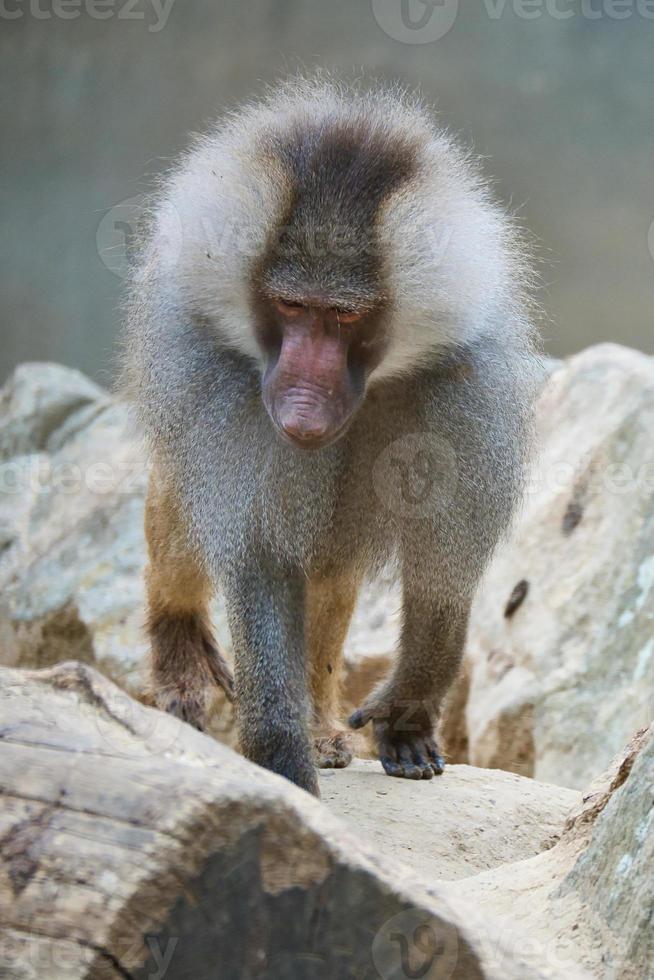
[0,662,651,979]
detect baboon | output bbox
[124,77,541,795]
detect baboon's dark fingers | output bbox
[395,743,426,780]
[348,704,376,729]
[380,755,404,777]
[424,736,446,775]
[411,744,436,779]
[376,729,444,780]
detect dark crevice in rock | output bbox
[504,579,529,619]
[36,396,99,451]
[0,801,57,896]
[42,662,140,737]
[11,602,95,670]
[562,498,584,536]
[45,399,113,453]
[84,944,136,980]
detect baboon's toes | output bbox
[314,730,354,769]
[378,732,445,780]
[156,691,207,731]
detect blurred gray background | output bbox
[1,0,653,385]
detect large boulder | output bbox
[0,662,570,980]
[322,758,577,883]
[450,724,653,980]
[460,345,654,787]
[558,726,653,978]
[0,363,148,691]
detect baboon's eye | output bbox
[335,308,363,324]
[273,298,304,317]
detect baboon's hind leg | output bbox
[306,571,361,768]
[145,469,233,730]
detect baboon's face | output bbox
[245,119,415,449]
[257,296,386,451]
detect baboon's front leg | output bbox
[350,581,470,780]
[145,469,233,729]
[225,563,318,795]
[306,571,361,768]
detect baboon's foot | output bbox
[153,680,211,731]
[349,699,444,780]
[269,748,320,796]
[244,730,320,796]
[313,728,354,769]
[149,612,234,731]
[151,641,234,732]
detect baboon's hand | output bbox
[349,696,444,780]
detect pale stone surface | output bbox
[0,663,566,980]
[0,364,148,694]
[3,661,648,978]
[450,726,653,980]
[461,345,654,787]
[559,726,653,979]
[0,362,106,461]
[320,759,578,882]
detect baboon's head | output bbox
[164,78,528,450]
[251,117,419,450]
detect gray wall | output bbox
[2,0,653,384]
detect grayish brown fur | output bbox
[122,76,543,794]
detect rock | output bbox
[0,362,106,462]
[320,758,578,882]
[456,344,654,787]
[0,662,567,980]
[450,725,653,980]
[559,726,653,979]
[0,364,149,694]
